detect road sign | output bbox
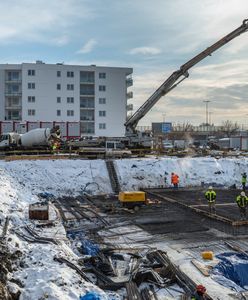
[162,122,172,133]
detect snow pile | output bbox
[0,160,111,300]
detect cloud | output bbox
[0,0,95,44]
[129,47,161,55]
[77,39,97,54]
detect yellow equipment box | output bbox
[118,191,146,203]
[201,251,214,260]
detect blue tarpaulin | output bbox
[80,239,99,256]
[67,231,99,256]
[212,252,248,291]
[79,292,101,300]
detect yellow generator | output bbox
[118,191,146,208]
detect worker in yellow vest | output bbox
[205,186,216,214]
[236,191,248,220]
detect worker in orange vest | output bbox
[171,172,179,189]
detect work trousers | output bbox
[242,183,246,191]
[208,202,216,214]
[173,183,178,189]
[239,206,247,220]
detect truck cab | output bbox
[0,132,20,149]
[105,141,131,158]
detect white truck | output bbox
[75,140,132,158]
[0,128,60,150]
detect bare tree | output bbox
[172,122,194,132]
[220,120,240,137]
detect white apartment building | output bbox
[0,62,133,137]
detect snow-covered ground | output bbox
[0,156,247,299]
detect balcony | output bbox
[126,77,133,87]
[126,91,133,99]
[127,104,133,111]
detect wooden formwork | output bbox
[29,203,49,220]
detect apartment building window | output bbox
[99,123,106,129]
[28,82,35,89]
[28,96,35,103]
[28,70,35,76]
[67,110,74,116]
[57,110,61,116]
[67,84,74,90]
[28,109,35,116]
[99,98,106,104]
[57,84,61,90]
[99,110,106,117]
[99,85,106,91]
[67,71,74,78]
[57,97,61,103]
[67,97,74,103]
[57,71,61,77]
[99,72,106,79]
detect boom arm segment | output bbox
[125,19,248,133]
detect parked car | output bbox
[163,142,173,149]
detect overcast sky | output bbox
[1,0,248,126]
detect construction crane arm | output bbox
[125,19,248,134]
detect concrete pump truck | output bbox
[124,19,248,148]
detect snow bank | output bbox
[115,157,248,190]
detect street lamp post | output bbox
[203,100,210,126]
[162,113,166,123]
[209,111,213,125]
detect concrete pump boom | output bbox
[125,19,248,134]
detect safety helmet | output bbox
[196,285,206,293]
[208,186,213,190]
[241,191,246,197]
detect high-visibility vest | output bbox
[236,195,248,207]
[171,174,179,184]
[205,190,216,203]
[242,176,247,184]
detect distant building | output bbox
[0,62,133,137]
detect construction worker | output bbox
[205,186,216,214]
[191,285,207,299]
[171,172,179,189]
[241,172,247,191]
[236,191,248,220]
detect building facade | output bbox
[0,62,133,137]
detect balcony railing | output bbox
[80,78,95,84]
[80,117,95,121]
[5,78,22,83]
[80,91,95,96]
[126,78,133,87]
[5,105,22,109]
[126,91,133,99]
[5,91,22,96]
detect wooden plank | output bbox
[191,259,210,276]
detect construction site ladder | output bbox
[105,160,120,194]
